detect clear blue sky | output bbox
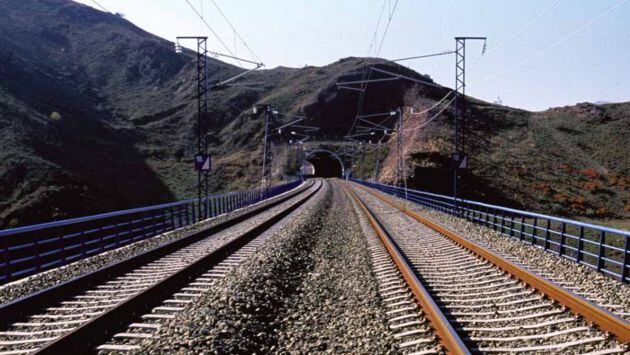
[75,0,629,111]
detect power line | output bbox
[470,0,561,72]
[392,50,454,62]
[207,0,263,63]
[473,0,627,85]
[183,0,243,67]
[375,0,399,56]
[90,0,108,12]
[492,0,561,55]
[409,90,453,115]
[404,96,456,132]
[347,0,400,138]
[366,0,388,56]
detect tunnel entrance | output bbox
[305,150,344,178]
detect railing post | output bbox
[185,204,190,226]
[169,206,175,230]
[559,222,566,257]
[597,231,605,272]
[58,231,66,264]
[177,205,183,227]
[33,234,40,272]
[2,235,9,281]
[623,235,629,283]
[519,215,525,240]
[509,214,515,237]
[544,219,551,251]
[98,224,105,253]
[191,201,197,223]
[500,211,506,234]
[115,220,123,247]
[484,207,490,228]
[531,217,538,245]
[577,226,584,263]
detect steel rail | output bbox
[354,183,630,343]
[343,185,470,355]
[0,181,312,330]
[31,181,322,354]
[355,180,630,237]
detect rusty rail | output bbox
[354,183,630,344]
[343,184,470,355]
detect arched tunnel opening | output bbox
[306,151,344,178]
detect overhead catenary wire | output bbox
[404,95,456,132]
[207,0,263,63]
[183,0,243,67]
[347,0,400,138]
[90,0,108,12]
[375,0,400,57]
[366,0,389,57]
[409,90,453,115]
[469,0,562,72]
[472,0,627,85]
[370,66,443,89]
[392,50,454,62]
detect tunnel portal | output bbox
[305,150,344,178]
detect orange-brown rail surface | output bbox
[344,184,470,355]
[354,183,630,344]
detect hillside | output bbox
[0,0,628,228]
[380,101,630,223]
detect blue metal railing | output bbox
[352,179,630,283]
[0,180,302,284]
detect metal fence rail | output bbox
[0,181,302,285]
[352,179,630,283]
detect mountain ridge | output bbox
[0,0,628,229]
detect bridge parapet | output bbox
[353,179,630,283]
[0,180,301,285]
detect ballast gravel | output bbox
[138,180,396,354]
[0,182,310,305]
[380,189,630,319]
[352,186,624,353]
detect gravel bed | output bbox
[0,183,319,354]
[381,190,630,319]
[352,186,625,354]
[0,182,309,305]
[345,182,440,354]
[275,182,395,353]
[138,180,396,354]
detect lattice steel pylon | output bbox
[196,38,209,219]
[177,36,210,219]
[453,36,486,213]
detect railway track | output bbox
[346,182,629,354]
[0,180,321,355]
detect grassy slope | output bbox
[383,99,629,225]
[0,0,627,229]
